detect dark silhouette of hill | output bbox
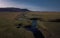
[0,7,30,12]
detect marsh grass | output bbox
[0,12,60,38]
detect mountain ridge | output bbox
[0,7,30,12]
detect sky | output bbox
[0,0,60,11]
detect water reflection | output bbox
[16,19,44,38]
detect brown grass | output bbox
[0,12,60,38]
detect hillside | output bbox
[0,7,30,12]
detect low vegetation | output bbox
[0,12,60,38]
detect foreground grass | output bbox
[0,12,34,38]
[44,22,60,38]
[0,12,60,38]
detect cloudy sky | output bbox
[0,0,60,11]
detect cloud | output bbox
[0,0,59,11]
[0,0,45,11]
[0,0,15,7]
[0,0,52,11]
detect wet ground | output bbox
[16,20,45,38]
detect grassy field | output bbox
[0,12,60,38]
[27,12,60,38]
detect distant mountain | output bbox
[0,7,30,12]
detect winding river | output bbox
[16,19,44,38]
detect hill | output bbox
[0,7,30,12]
